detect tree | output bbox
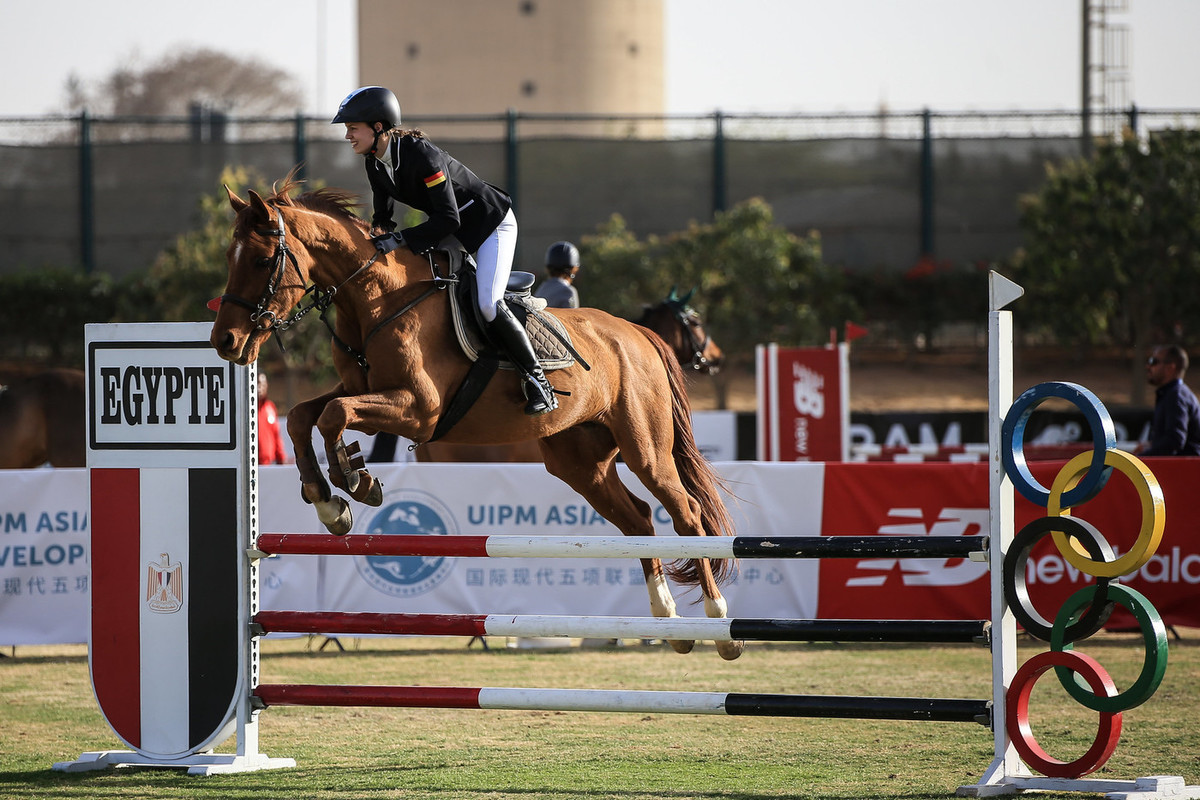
[581,199,858,408]
[64,47,305,115]
[1013,128,1200,404]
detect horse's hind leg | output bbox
[539,428,695,655]
[695,562,742,661]
[607,406,744,661]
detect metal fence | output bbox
[1,107,1196,279]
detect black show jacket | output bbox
[365,133,512,255]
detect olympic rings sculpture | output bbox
[1000,381,1169,778]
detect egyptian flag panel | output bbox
[90,467,242,758]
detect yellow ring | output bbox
[1046,449,1164,578]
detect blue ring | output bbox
[1001,382,1115,508]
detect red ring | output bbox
[1006,650,1123,777]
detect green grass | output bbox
[3,634,1199,799]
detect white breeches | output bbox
[474,209,518,321]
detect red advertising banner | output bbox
[756,344,847,461]
[816,459,1200,631]
[817,462,992,620]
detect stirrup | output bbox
[522,375,558,416]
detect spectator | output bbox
[1138,344,1200,456]
[533,241,580,309]
[258,372,288,465]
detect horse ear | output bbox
[225,185,249,213]
[680,288,695,305]
[666,286,678,301]
[247,189,272,221]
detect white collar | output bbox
[375,138,393,169]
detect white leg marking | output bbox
[647,573,678,618]
[704,593,729,619]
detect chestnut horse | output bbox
[415,291,723,463]
[0,368,86,469]
[210,179,742,659]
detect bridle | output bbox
[665,299,717,373]
[214,204,447,370]
[215,210,316,333]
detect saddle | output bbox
[446,261,575,372]
[420,241,583,445]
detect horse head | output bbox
[638,290,723,374]
[210,185,315,365]
[211,175,378,366]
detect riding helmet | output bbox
[545,241,580,270]
[331,86,402,129]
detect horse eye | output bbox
[255,256,273,268]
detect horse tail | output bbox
[635,327,738,587]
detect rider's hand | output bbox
[371,232,404,255]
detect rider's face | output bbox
[344,122,381,156]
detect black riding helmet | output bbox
[331,86,402,128]
[545,241,580,273]
[332,86,401,156]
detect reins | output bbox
[219,205,453,372]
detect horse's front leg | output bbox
[324,435,384,508]
[287,391,354,535]
[315,389,433,507]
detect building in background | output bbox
[356,0,664,135]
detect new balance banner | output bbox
[90,467,242,757]
[817,462,991,620]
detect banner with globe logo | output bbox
[352,489,459,598]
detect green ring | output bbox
[1050,584,1168,712]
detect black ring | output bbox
[1004,516,1116,643]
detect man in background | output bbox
[1139,344,1200,456]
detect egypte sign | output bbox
[84,322,252,759]
[87,324,238,453]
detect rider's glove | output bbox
[371,232,404,255]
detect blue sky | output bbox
[1,0,1196,116]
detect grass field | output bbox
[3,632,1199,800]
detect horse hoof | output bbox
[317,496,353,536]
[716,639,744,661]
[325,510,353,536]
[667,639,695,655]
[362,474,381,506]
[351,474,383,507]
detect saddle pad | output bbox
[449,292,575,372]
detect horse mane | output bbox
[277,172,365,225]
[234,169,367,232]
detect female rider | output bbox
[332,85,556,416]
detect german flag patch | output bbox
[424,170,447,188]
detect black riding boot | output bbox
[487,303,558,415]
